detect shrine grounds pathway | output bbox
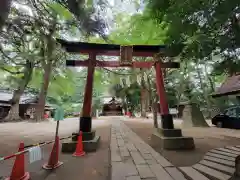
[0,117,111,180]
[117,117,240,180]
[1,116,240,180]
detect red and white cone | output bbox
[73,131,85,157]
[42,136,63,170]
[5,142,30,180]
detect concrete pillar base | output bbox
[151,128,195,150]
[62,135,100,153]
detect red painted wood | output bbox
[155,62,169,115]
[97,60,154,68]
[71,60,153,68]
[68,60,178,69]
[81,55,96,117]
[78,50,156,57]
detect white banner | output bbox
[29,146,42,164]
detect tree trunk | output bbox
[140,69,147,117]
[4,60,33,121]
[35,31,55,122]
[140,89,147,117]
[35,63,52,121]
[146,76,153,112]
[195,60,211,118]
[204,63,215,92]
[0,0,11,30]
[4,92,21,121]
[152,101,158,128]
[146,73,158,128]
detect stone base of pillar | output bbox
[61,116,101,153]
[62,135,100,153]
[152,129,195,150]
[152,114,195,150]
[157,128,182,137]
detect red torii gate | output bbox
[58,39,179,134]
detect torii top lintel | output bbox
[57,39,167,57]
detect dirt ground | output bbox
[124,118,240,167]
[0,118,111,180]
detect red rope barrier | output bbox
[0,135,73,162]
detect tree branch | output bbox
[0,66,23,74]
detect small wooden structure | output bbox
[102,97,123,116]
[0,91,54,120]
[212,74,240,98]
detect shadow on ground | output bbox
[124,121,240,167]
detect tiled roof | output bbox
[0,91,37,104]
[212,74,240,97]
[103,97,122,104]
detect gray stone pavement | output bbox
[111,119,240,180]
[110,120,184,180]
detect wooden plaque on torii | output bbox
[119,46,133,65]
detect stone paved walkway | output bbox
[111,119,240,180]
[111,120,185,180]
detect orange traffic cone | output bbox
[42,136,63,170]
[5,142,30,180]
[73,131,85,157]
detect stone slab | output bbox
[200,160,235,174]
[130,152,146,165]
[180,167,209,180]
[146,159,158,165]
[206,152,235,161]
[149,150,173,167]
[141,153,154,160]
[210,149,238,157]
[204,155,235,166]
[119,147,130,157]
[226,147,240,152]
[112,162,125,180]
[111,151,122,162]
[149,164,173,180]
[217,148,240,155]
[126,176,141,180]
[127,143,137,152]
[136,165,155,178]
[193,164,231,180]
[113,161,139,177]
[62,135,100,153]
[165,167,188,180]
[117,139,125,147]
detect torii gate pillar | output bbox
[152,62,195,150]
[155,61,174,129]
[62,54,100,153]
[80,53,96,133]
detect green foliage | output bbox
[109,13,167,45]
[1,0,239,118]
